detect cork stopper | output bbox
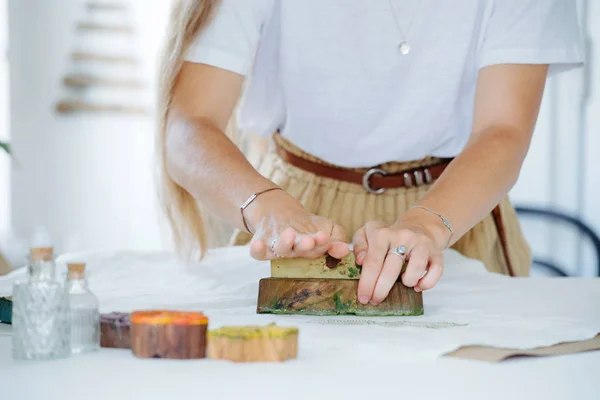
[29,247,54,262]
[67,262,86,279]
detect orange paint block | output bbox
[130,310,208,359]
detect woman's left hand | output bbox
[352,218,445,305]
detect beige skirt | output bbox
[231,134,532,276]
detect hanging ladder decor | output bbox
[70,51,137,65]
[63,73,144,89]
[55,0,149,115]
[86,1,128,11]
[76,22,134,33]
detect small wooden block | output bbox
[271,253,362,280]
[100,312,131,349]
[208,324,298,362]
[257,278,423,316]
[130,311,208,359]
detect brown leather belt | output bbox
[274,141,453,194]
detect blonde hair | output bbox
[156,0,221,260]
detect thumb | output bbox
[327,223,350,259]
[352,227,368,265]
[331,222,348,243]
[249,238,268,260]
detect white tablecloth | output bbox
[1,246,599,400]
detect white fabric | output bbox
[1,247,598,352]
[0,247,599,399]
[185,0,584,167]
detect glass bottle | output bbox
[66,263,100,354]
[12,247,71,360]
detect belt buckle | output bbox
[362,168,388,194]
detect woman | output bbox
[157,0,583,305]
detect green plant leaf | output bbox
[0,142,10,155]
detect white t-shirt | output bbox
[185,0,584,167]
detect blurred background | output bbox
[0,0,598,278]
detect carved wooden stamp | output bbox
[130,311,208,359]
[100,312,131,349]
[258,253,423,316]
[208,324,298,362]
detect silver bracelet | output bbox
[240,187,283,233]
[410,205,454,249]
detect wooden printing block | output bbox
[100,312,131,349]
[258,253,423,316]
[130,311,208,359]
[208,324,298,362]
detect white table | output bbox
[0,247,598,400]
[0,335,597,400]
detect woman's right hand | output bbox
[244,189,350,261]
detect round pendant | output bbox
[398,41,411,55]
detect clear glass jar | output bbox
[66,263,100,354]
[12,247,71,360]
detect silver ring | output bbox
[388,245,407,257]
[270,239,282,258]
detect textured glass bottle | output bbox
[66,263,100,354]
[12,247,71,360]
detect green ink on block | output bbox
[347,266,360,278]
[332,292,352,313]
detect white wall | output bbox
[0,0,9,236]
[8,0,171,253]
[510,0,599,276]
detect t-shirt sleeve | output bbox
[478,0,585,75]
[184,0,274,76]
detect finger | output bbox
[357,227,390,304]
[415,253,444,292]
[402,244,429,287]
[297,222,348,259]
[249,239,268,260]
[353,221,387,265]
[292,233,331,259]
[273,227,297,257]
[330,223,347,243]
[313,230,330,247]
[291,233,317,255]
[327,223,349,257]
[328,242,350,259]
[370,251,405,305]
[352,227,368,265]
